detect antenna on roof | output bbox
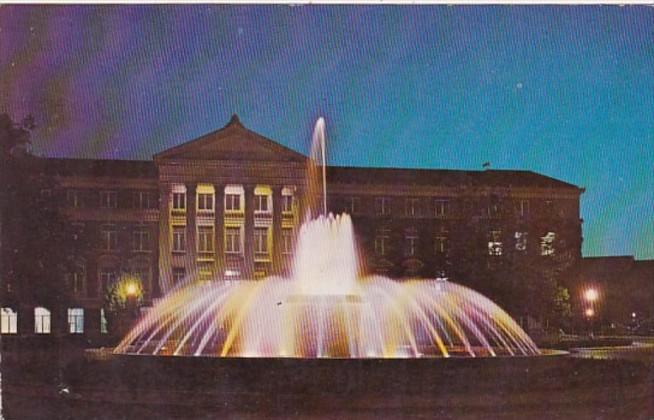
[482,162,491,170]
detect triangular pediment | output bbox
[154,115,307,163]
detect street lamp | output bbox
[126,283,137,297]
[126,282,138,317]
[584,288,598,303]
[582,287,600,336]
[584,307,595,338]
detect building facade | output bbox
[571,256,654,331]
[2,115,585,337]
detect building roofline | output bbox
[153,114,307,162]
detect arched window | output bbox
[34,307,51,334]
[0,307,17,334]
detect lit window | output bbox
[282,187,294,213]
[172,226,186,252]
[225,185,244,213]
[132,230,150,251]
[255,195,269,213]
[100,309,108,334]
[197,184,214,212]
[226,194,241,212]
[254,227,269,255]
[515,231,528,251]
[488,230,503,256]
[67,190,81,208]
[406,198,420,217]
[173,267,186,284]
[375,229,390,256]
[541,232,556,256]
[171,185,187,212]
[405,230,418,257]
[100,191,118,209]
[434,199,449,218]
[198,262,214,282]
[1,307,17,334]
[224,267,241,280]
[197,226,215,253]
[67,308,84,334]
[225,227,242,254]
[281,228,293,254]
[375,197,391,216]
[198,193,213,211]
[434,233,448,255]
[101,226,118,251]
[34,307,51,334]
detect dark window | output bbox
[375,197,391,216]
[434,199,449,218]
[172,226,186,252]
[197,226,215,253]
[172,192,186,211]
[100,191,117,209]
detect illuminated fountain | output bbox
[115,118,539,359]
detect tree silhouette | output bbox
[0,113,78,333]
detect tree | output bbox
[0,113,77,333]
[445,190,576,332]
[103,273,144,338]
[0,113,33,160]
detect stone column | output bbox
[158,183,173,293]
[272,186,284,274]
[214,184,225,279]
[243,184,256,279]
[185,183,197,275]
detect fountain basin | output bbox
[55,349,652,419]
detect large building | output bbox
[2,115,585,337]
[571,256,654,331]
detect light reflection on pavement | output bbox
[570,337,654,362]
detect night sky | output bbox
[1,5,652,259]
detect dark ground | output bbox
[2,338,653,419]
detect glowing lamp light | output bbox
[631,312,637,318]
[584,288,599,302]
[584,308,595,318]
[126,283,137,296]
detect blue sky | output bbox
[1,5,652,258]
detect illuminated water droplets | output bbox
[114,118,539,359]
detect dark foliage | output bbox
[0,113,78,328]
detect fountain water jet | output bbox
[115,118,539,359]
